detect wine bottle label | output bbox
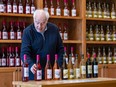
[111,12,116,19]
[71,9,76,16]
[13,5,17,13]
[17,32,21,39]
[88,10,92,17]
[44,7,48,12]
[81,66,86,74]
[63,69,68,78]
[31,6,35,14]
[103,57,107,64]
[7,5,12,13]
[113,57,116,64]
[75,68,80,78]
[64,9,69,16]
[87,65,92,74]
[64,33,68,40]
[65,57,68,64]
[50,8,54,15]
[56,8,61,16]
[54,69,60,79]
[2,32,8,39]
[10,32,15,39]
[69,69,74,79]
[24,67,29,77]
[2,58,6,66]
[47,69,52,79]
[16,58,20,66]
[9,58,15,66]
[93,65,98,74]
[95,34,100,41]
[72,57,75,65]
[0,4,4,12]
[89,34,94,40]
[108,57,112,64]
[60,32,63,39]
[113,34,116,40]
[26,6,30,14]
[106,34,111,41]
[37,70,42,80]
[19,5,23,13]
[98,11,102,18]
[98,57,102,64]
[103,12,107,18]
[93,11,97,18]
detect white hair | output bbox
[33,9,50,20]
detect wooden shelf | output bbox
[0,40,21,43]
[63,40,81,44]
[50,16,82,20]
[0,13,32,17]
[86,41,116,44]
[86,18,116,21]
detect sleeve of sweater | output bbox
[56,28,64,68]
[20,29,34,69]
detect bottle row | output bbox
[0,0,36,14]
[86,24,116,41]
[87,46,116,64]
[22,53,98,81]
[0,46,21,67]
[86,1,116,19]
[0,20,26,40]
[44,0,77,16]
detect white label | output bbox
[17,32,21,39]
[2,58,6,66]
[94,65,98,74]
[7,5,12,13]
[16,58,20,66]
[24,67,29,77]
[60,32,63,39]
[37,70,42,80]
[64,9,69,16]
[56,8,61,16]
[72,57,75,65]
[50,8,54,15]
[9,58,15,66]
[0,4,4,12]
[10,32,15,39]
[81,66,86,74]
[54,69,60,79]
[65,57,68,64]
[31,6,35,14]
[26,6,30,14]
[88,65,92,74]
[44,7,48,12]
[2,32,8,39]
[75,68,80,78]
[71,9,76,16]
[64,33,68,40]
[69,69,74,78]
[63,69,68,78]
[47,69,52,79]
[19,6,23,13]
[13,5,17,13]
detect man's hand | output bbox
[30,64,37,74]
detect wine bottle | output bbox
[50,0,54,16]
[13,0,17,13]
[31,0,35,14]
[18,0,23,14]
[34,55,42,81]
[1,47,7,67]
[64,46,68,64]
[56,0,61,16]
[22,54,29,82]
[63,0,69,16]
[71,0,76,16]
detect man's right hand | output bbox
[30,64,37,74]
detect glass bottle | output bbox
[86,2,89,17]
[15,46,21,67]
[16,21,22,40]
[68,54,74,79]
[107,47,113,64]
[100,25,105,41]
[2,20,8,40]
[18,0,23,14]
[111,3,116,19]
[63,23,68,40]
[92,2,97,18]
[64,46,68,65]
[31,0,35,14]
[88,1,92,18]
[10,21,15,40]
[80,54,86,79]
[74,54,80,79]
[56,0,61,16]
[34,55,42,81]
[13,0,17,13]
[71,0,76,17]
[102,47,107,64]
[92,53,98,78]
[1,47,7,67]
[53,54,60,80]
[71,47,75,65]
[58,23,63,39]
[0,0,4,13]
[89,25,94,41]
[97,2,102,18]
[25,0,30,14]
[106,25,112,41]
[22,54,29,82]
[44,0,48,12]
[102,3,107,18]
[86,25,89,41]
[106,4,110,18]
[86,53,92,78]
[112,25,116,41]
[7,0,12,13]
[50,0,54,16]
[45,54,52,80]
[95,25,100,41]
[113,48,116,64]
[62,54,68,80]
[63,0,69,16]
[97,47,102,64]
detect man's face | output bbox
[34,15,47,32]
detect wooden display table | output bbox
[12,78,116,87]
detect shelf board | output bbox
[86,18,116,21]
[0,13,32,17]
[86,41,116,44]
[0,40,21,43]
[50,16,82,19]
[63,40,81,44]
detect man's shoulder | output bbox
[47,22,58,31]
[23,23,34,32]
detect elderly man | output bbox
[21,9,64,80]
